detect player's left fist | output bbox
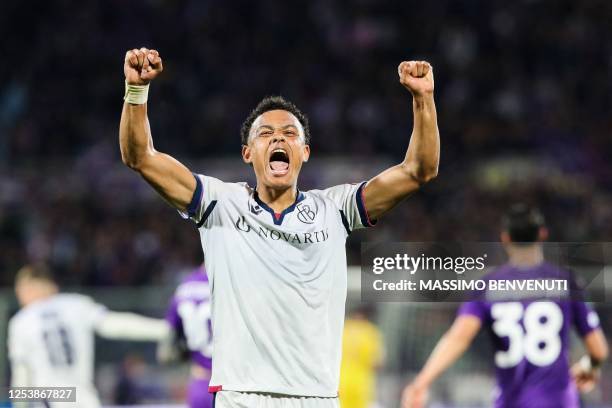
[398,60,434,97]
[124,47,163,85]
[571,361,600,393]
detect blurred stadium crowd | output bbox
[1,0,612,285]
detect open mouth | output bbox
[269,148,290,176]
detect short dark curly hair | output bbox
[240,96,310,145]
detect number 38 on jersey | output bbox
[492,301,564,368]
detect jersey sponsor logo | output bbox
[234,216,329,244]
[296,203,317,224]
[235,216,251,232]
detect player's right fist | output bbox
[124,48,163,85]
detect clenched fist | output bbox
[398,61,434,97]
[124,47,163,85]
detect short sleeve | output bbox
[180,174,225,228]
[321,182,376,232]
[458,301,488,322]
[79,296,108,328]
[572,302,601,337]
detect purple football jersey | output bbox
[187,377,213,408]
[166,266,213,370]
[459,262,601,408]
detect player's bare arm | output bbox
[401,315,481,408]
[363,60,439,220]
[571,328,609,392]
[119,47,196,212]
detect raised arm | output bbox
[363,61,440,220]
[401,315,481,408]
[120,47,196,212]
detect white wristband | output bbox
[124,81,149,105]
[579,355,593,372]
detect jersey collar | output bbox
[253,189,305,225]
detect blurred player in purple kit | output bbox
[402,204,609,408]
[160,265,213,408]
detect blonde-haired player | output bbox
[8,264,170,407]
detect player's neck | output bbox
[21,290,56,307]
[256,185,298,213]
[507,245,544,268]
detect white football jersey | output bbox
[183,174,374,397]
[8,293,107,407]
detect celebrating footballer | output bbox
[119,47,439,407]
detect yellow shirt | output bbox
[339,318,383,408]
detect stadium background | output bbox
[0,0,611,406]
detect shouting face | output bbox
[242,109,310,190]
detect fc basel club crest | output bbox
[296,203,317,224]
[250,202,263,215]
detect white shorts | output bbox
[213,391,340,408]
